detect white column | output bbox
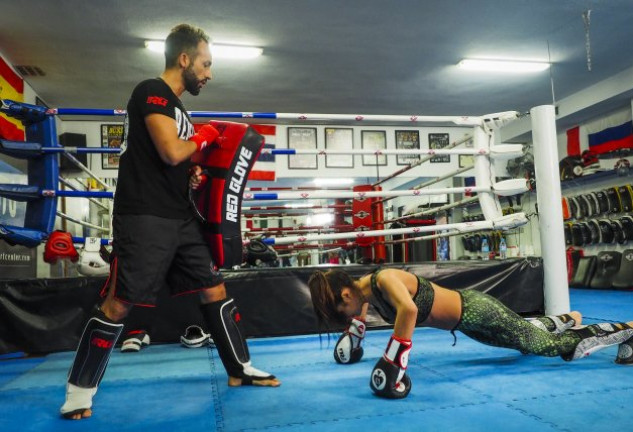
[530,105,570,315]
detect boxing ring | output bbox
[0,288,630,431]
[0,100,567,313]
[2,100,624,430]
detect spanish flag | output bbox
[0,55,25,141]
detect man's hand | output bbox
[189,165,207,190]
[190,124,220,152]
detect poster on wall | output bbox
[101,124,124,169]
[287,127,318,169]
[429,133,450,163]
[459,136,475,168]
[325,128,354,168]
[395,130,420,165]
[361,130,387,166]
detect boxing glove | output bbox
[190,124,220,152]
[333,317,366,364]
[77,237,110,276]
[369,334,412,399]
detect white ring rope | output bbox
[253,213,528,246]
[244,179,528,201]
[56,211,109,232]
[60,153,112,191]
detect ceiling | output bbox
[2,1,633,140]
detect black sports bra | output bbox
[369,269,435,324]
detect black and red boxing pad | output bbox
[595,190,610,214]
[43,230,79,263]
[581,194,597,217]
[618,185,633,212]
[606,187,622,213]
[190,121,266,268]
[561,197,571,220]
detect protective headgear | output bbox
[44,230,79,263]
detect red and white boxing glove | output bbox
[369,334,412,399]
[333,316,366,364]
[190,124,220,152]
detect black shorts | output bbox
[107,214,224,306]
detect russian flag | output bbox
[249,124,276,181]
[587,120,633,155]
[0,55,25,141]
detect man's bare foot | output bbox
[60,384,97,420]
[228,376,281,387]
[62,408,92,420]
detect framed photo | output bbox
[395,130,420,165]
[459,136,475,168]
[429,133,450,163]
[361,130,387,166]
[325,128,354,168]
[101,124,124,169]
[287,127,318,169]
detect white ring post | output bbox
[530,105,570,315]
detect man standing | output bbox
[61,23,279,420]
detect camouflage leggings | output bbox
[455,290,579,357]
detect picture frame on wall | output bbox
[287,127,318,169]
[101,124,124,169]
[325,127,354,168]
[395,130,420,165]
[459,137,475,168]
[361,130,387,166]
[429,133,450,163]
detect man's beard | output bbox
[183,65,201,96]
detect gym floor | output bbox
[0,288,630,432]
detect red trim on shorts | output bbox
[113,295,157,308]
[99,257,116,298]
[173,287,209,297]
[102,256,157,308]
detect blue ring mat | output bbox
[0,288,631,432]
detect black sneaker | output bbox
[562,322,633,361]
[180,325,211,348]
[120,330,150,353]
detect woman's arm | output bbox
[375,269,418,339]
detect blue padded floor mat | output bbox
[1,288,631,432]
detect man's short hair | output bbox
[164,24,210,68]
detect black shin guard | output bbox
[200,298,250,378]
[68,307,124,388]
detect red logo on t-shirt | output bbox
[146,96,168,106]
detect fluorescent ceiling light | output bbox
[313,178,354,186]
[213,44,262,59]
[145,40,165,53]
[144,40,262,59]
[457,59,550,73]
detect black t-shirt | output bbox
[114,78,195,219]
